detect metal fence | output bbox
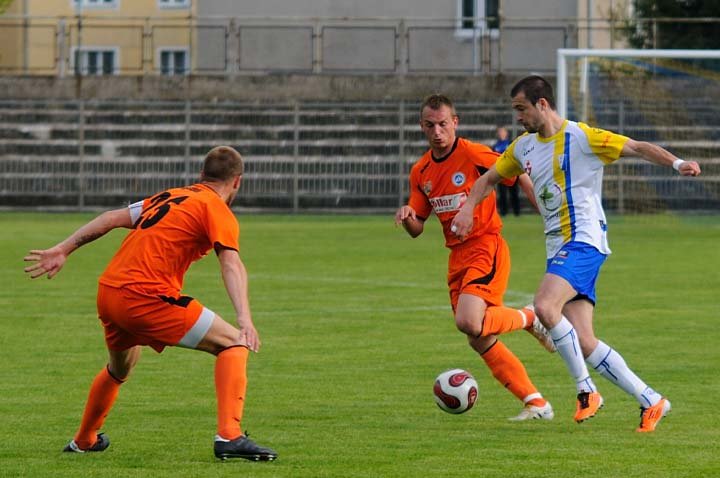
[2,15,719,76]
[0,98,718,212]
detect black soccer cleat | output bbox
[63,433,110,453]
[214,434,278,462]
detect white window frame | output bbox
[158,0,191,9]
[71,0,119,9]
[157,47,190,76]
[455,0,500,39]
[70,46,120,76]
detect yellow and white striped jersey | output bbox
[496,120,629,258]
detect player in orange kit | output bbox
[395,94,555,420]
[24,146,276,461]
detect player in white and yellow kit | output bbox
[451,76,701,432]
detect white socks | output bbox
[586,341,662,408]
[548,321,663,407]
[549,318,596,393]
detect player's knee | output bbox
[467,334,495,354]
[455,315,483,337]
[195,316,244,355]
[532,300,560,327]
[206,332,244,355]
[107,364,132,382]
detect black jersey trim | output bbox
[431,137,460,163]
[467,240,499,286]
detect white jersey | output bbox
[496,120,629,258]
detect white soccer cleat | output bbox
[508,401,555,421]
[523,304,556,353]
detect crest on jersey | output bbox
[538,183,563,212]
[452,172,466,186]
[524,160,532,175]
[423,180,432,195]
[557,154,569,170]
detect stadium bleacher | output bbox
[0,97,717,211]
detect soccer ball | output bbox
[433,368,478,414]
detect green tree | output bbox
[0,0,15,14]
[627,0,720,49]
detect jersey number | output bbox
[136,192,189,229]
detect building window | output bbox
[158,0,190,8]
[485,0,499,29]
[456,0,500,37]
[159,49,189,75]
[73,48,118,75]
[72,0,118,8]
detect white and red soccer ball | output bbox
[433,368,478,414]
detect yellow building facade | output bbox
[0,0,195,75]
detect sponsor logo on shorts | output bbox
[552,249,569,266]
[429,192,466,214]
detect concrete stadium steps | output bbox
[0,154,411,200]
[1,98,718,210]
[1,137,716,159]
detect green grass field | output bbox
[1,212,719,478]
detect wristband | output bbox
[672,159,685,171]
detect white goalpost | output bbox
[556,48,720,119]
[554,48,720,213]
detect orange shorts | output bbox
[447,233,511,312]
[96,283,215,353]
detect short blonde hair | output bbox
[201,146,244,181]
[420,94,457,117]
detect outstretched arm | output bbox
[24,208,133,279]
[622,139,701,176]
[217,247,261,353]
[516,173,539,213]
[394,205,425,238]
[450,166,503,238]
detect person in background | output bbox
[493,126,520,216]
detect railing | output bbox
[0,99,718,212]
[1,15,718,76]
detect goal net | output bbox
[556,48,720,213]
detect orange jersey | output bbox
[99,183,239,296]
[408,137,513,248]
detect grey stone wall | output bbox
[0,74,529,102]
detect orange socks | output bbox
[480,306,534,336]
[480,340,546,406]
[74,346,250,448]
[74,366,124,449]
[215,346,249,441]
